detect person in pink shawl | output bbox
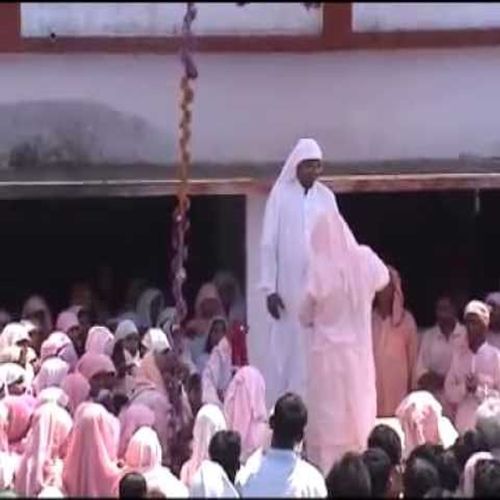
[40,331,78,371]
[60,372,90,416]
[444,300,500,433]
[76,352,117,401]
[15,402,73,496]
[372,266,419,417]
[180,403,227,488]
[224,365,268,461]
[122,426,188,497]
[85,325,115,357]
[130,340,192,472]
[62,402,120,497]
[118,403,155,459]
[299,209,390,475]
[3,394,38,457]
[395,390,458,459]
[32,358,70,396]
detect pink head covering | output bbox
[0,403,9,453]
[55,311,79,335]
[224,366,268,460]
[15,402,73,496]
[118,404,155,459]
[396,390,455,458]
[305,210,373,343]
[124,426,162,472]
[40,332,78,371]
[135,351,167,396]
[60,373,90,415]
[62,402,120,497]
[463,451,494,497]
[33,358,70,396]
[85,326,114,356]
[3,394,38,444]
[36,387,70,410]
[180,404,227,487]
[76,352,116,381]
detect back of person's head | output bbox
[362,447,391,498]
[326,452,372,498]
[270,392,307,447]
[367,424,402,467]
[452,429,488,472]
[474,458,500,497]
[209,430,241,483]
[409,443,444,469]
[403,456,441,498]
[437,449,460,493]
[119,472,147,498]
[147,487,166,498]
[476,397,500,451]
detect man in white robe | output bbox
[260,138,338,406]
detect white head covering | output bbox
[142,328,171,354]
[463,451,494,497]
[464,300,491,327]
[115,320,139,343]
[275,138,323,186]
[38,486,64,498]
[180,404,227,487]
[0,323,30,351]
[189,460,239,498]
[136,288,165,329]
[158,307,177,335]
[36,387,70,409]
[0,363,26,395]
[32,357,70,395]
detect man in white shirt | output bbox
[444,300,500,433]
[236,393,327,498]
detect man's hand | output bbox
[466,373,478,394]
[267,293,285,320]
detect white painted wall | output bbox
[21,3,321,37]
[1,48,500,165]
[353,3,500,32]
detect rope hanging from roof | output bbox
[171,2,198,326]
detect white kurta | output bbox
[260,179,337,406]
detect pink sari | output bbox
[15,402,73,496]
[62,402,120,497]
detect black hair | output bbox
[119,472,147,498]
[362,447,392,498]
[451,429,489,472]
[403,456,440,498]
[270,393,307,447]
[187,372,201,392]
[367,424,402,467]
[204,318,227,354]
[326,452,372,498]
[209,430,241,483]
[474,458,500,498]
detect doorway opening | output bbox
[0,195,245,319]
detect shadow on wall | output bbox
[0,100,175,169]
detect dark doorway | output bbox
[0,195,245,318]
[338,190,498,328]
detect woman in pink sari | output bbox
[3,393,38,456]
[118,404,155,459]
[15,402,73,496]
[76,352,117,402]
[299,209,390,475]
[85,326,115,357]
[62,402,121,497]
[122,426,188,497]
[224,366,268,461]
[372,266,419,417]
[60,372,90,415]
[32,358,70,396]
[40,332,78,372]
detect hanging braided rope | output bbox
[172,2,198,326]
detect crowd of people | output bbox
[2,137,500,498]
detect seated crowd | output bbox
[0,267,500,498]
